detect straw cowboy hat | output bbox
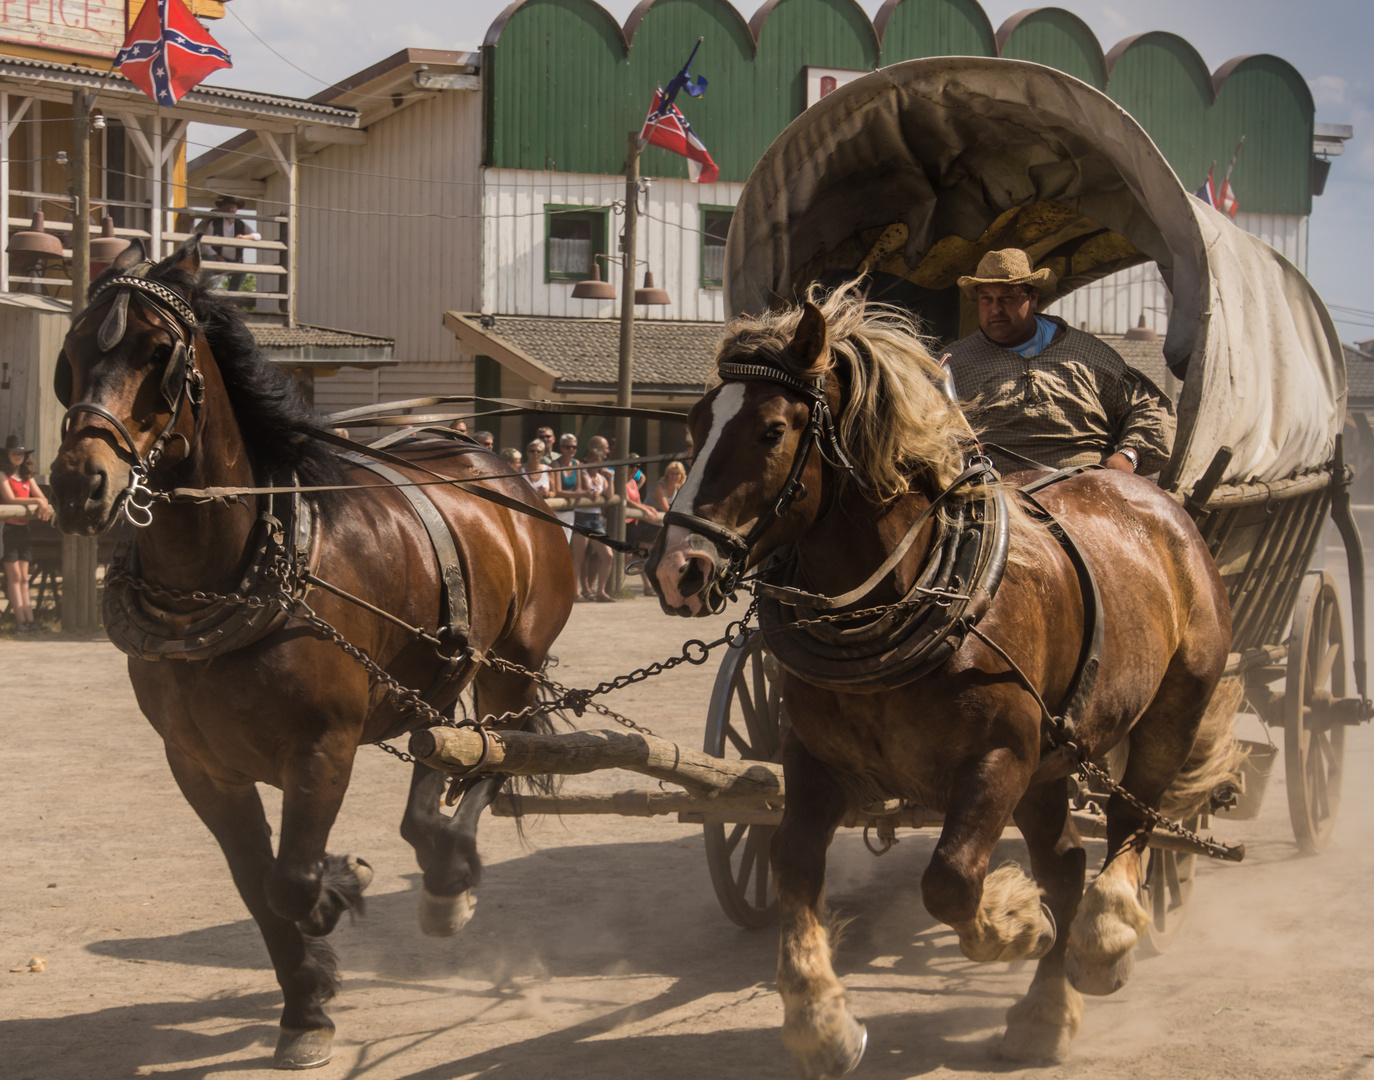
[213,194,243,209]
[957,248,1058,300]
[4,434,32,455]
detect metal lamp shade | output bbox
[634,271,670,306]
[571,263,616,300]
[8,210,65,268]
[90,217,131,263]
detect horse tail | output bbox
[1158,676,1247,819]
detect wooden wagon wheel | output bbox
[703,633,784,928]
[1285,570,1347,854]
[1135,814,1202,956]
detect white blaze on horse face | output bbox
[655,382,746,611]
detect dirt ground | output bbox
[4,584,1374,1080]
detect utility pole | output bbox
[62,88,98,634]
[610,129,642,593]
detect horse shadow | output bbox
[37,829,1077,1078]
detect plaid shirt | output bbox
[945,318,1175,474]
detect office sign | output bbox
[0,0,127,59]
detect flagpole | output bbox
[611,129,642,592]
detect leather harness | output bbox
[680,359,1106,738]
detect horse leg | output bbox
[1066,672,1214,996]
[164,747,343,1069]
[403,665,535,937]
[401,759,501,937]
[999,776,1086,1063]
[774,734,867,1080]
[922,749,1054,964]
[264,738,372,942]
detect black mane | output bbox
[98,252,347,506]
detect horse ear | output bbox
[53,351,72,407]
[169,234,202,277]
[787,301,829,375]
[111,238,145,273]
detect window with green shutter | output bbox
[700,205,733,289]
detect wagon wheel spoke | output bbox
[723,821,747,857]
[1317,597,1335,662]
[750,651,777,759]
[737,828,766,893]
[1314,641,1342,695]
[1163,854,1183,912]
[1310,739,1330,821]
[753,836,774,908]
[733,680,761,757]
[723,721,751,758]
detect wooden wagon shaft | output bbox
[408,726,785,802]
[483,786,1242,861]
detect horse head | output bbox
[50,238,208,535]
[647,300,838,616]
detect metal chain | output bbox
[105,567,760,757]
[758,587,966,631]
[1070,750,1242,862]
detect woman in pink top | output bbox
[1,436,52,633]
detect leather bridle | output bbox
[60,267,206,527]
[662,360,864,610]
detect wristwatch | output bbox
[1117,446,1139,470]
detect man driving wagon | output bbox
[944,248,1176,476]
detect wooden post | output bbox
[62,90,99,634]
[610,130,642,592]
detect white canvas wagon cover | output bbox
[723,57,1345,491]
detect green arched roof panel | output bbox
[483,0,629,174]
[997,8,1107,90]
[1106,33,1213,194]
[876,0,996,64]
[1209,55,1314,216]
[483,0,1313,210]
[626,0,758,181]
[749,0,879,121]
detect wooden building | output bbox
[187,0,1348,458]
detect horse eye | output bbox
[151,343,173,365]
[762,423,786,445]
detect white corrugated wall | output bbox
[1047,213,1310,335]
[482,169,743,322]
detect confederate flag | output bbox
[640,89,719,184]
[114,0,232,107]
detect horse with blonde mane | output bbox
[647,282,1234,1075]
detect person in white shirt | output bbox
[198,195,261,292]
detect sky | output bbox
[192,0,1374,342]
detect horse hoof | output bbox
[419,887,475,937]
[1065,944,1134,996]
[274,1027,333,1070]
[348,857,373,891]
[998,1018,1074,1064]
[792,1017,868,1080]
[1026,903,1057,961]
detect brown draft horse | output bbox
[49,240,574,1068]
[647,284,1233,1076]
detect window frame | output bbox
[699,204,734,290]
[545,204,610,283]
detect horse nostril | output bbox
[678,557,707,600]
[85,469,107,503]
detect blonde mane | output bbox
[714,280,975,504]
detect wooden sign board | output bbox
[0,0,127,59]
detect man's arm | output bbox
[1107,368,1176,474]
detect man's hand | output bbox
[1102,452,1136,472]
